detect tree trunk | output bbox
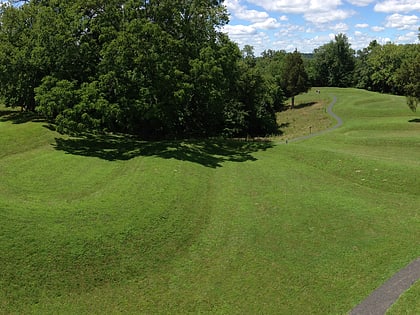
[291,96,295,109]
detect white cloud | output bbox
[371,26,385,31]
[331,22,350,32]
[247,0,343,14]
[252,18,281,30]
[273,34,334,52]
[346,0,375,6]
[225,0,271,23]
[279,15,289,21]
[354,30,363,36]
[385,13,419,30]
[275,23,306,37]
[304,9,355,24]
[223,24,257,36]
[396,31,419,42]
[355,23,369,28]
[374,0,420,13]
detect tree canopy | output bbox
[280,50,311,108]
[0,0,280,138]
[310,34,355,87]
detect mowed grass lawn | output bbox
[0,88,419,314]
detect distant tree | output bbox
[353,40,379,90]
[280,50,311,108]
[397,50,420,112]
[312,34,355,87]
[242,45,255,59]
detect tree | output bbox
[353,40,379,90]
[0,0,279,138]
[312,34,355,87]
[280,50,311,108]
[396,48,420,112]
[256,49,286,111]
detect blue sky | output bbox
[222,0,420,54]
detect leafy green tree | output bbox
[256,50,286,111]
[1,0,280,138]
[280,50,311,108]
[312,33,355,87]
[353,40,379,90]
[0,3,39,111]
[367,43,406,94]
[396,48,420,112]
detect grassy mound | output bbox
[0,88,419,314]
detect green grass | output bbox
[387,279,420,314]
[274,88,334,141]
[0,88,419,314]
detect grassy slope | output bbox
[0,88,419,314]
[275,88,334,141]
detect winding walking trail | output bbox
[278,95,341,144]
[278,95,420,314]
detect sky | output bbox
[222,0,420,54]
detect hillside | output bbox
[0,88,419,314]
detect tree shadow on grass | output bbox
[294,102,317,110]
[0,110,44,124]
[53,134,274,168]
[409,118,420,123]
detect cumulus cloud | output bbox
[275,23,306,38]
[331,22,350,32]
[252,18,281,30]
[374,0,420,13]
[223,24,258,36]
[385,13,419,30]
[346,0,375,6]
[247,0,343,14]
[355,23,369,28]
[371,26,385,32]
[304,9,355,24]
[396,31,419,42]
[225,0,271,23]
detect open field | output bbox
[0,88,419,314]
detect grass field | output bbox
[0,88,419,314]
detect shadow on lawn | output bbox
[0,110,44,124]
[293,101,317,110]
[53,134,273,168]
[409,118,420,123]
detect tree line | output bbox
[258,33,419,112]
[0,1,418,139]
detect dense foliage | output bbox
[0,0,283,138]
[310,34,355,88]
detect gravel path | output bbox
[278,95,341,144]
[350,257,420,315]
